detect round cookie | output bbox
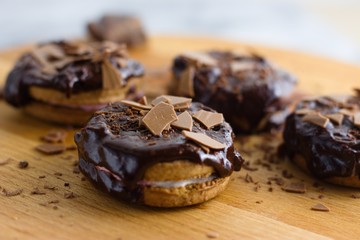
[169,51,297,133]
[283,94,360,187]
[4,41,143,126]
[75,95,243,207]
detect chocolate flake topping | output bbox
[302,113,329,128]
[101,50,124,89]
[295,108,317,115]
[120,100,152,110]
[182,130,226,150]
[170,111,193,131]
[181,51,217,67]
[41,130,67,143]
[311,203,330,212]
[193,110,224,129]
[353,113,360,127]
[142,102,178,136]
[326,113,344,125]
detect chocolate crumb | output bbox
[254,184,261,192]
[41,130,67,143]
[1,188,23,197]
[48,199,60,204]
[53,205,59,210]
[31,187,46,195]
[73,166,80,174]
[64,183,70,187]
[81,176,87,181]
[206,232,219,239]
[18,161,29,169]
[35,144,66,155]
[242,161,258,171]
[281,170,293,179]
[38,175,46,179]
[268,176,285,186]
[54,172,63,176]
[351,194,360,199]
[64,191,76,199]
[282,182,306,193]
[311,203,330,212]
[268,187,273,192]
[318,194,324,199]
[44,184,58,191]
[244,173,254,183]
[255,200,263,204]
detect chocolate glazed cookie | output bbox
[283,93,360,187]
[170,51,297,133]
[4,41,144,126]
[75,95,243,207]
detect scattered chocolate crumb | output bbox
[48,199,60,204]
[268,187,273,192]
[206,232,219,239]
[255,200,263,204]
[268,176,285,186]
[351,194,360,199]
[44,184,58,191]
[31,187,46,195]
[244,173,254,183]
[39,202,47,207]
[66,145,77,151]
[318,194,325,199]
[35,144,66,155]
[81,176,87,181]
[64,183,70,187]
[311,203,330,212]
[73,166,80,174]
[64,191,76,199]
[53,206,59,210]
[261,163,272,171]
[54,172,63,177]
[281,170,293,179]
[254,184,261,192]
[242,161,258,172]
[41,130,67,143]
[1,188,23,197]
[18,160,29,169]
[282,182,306,193]
[38,175,46,179]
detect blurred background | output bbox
[0,0,359,63]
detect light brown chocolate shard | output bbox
[353,112,360,127]
[193,110,224,129]
[178,65,195,97]
[182,130,225,150]
[302,113,329,128]
[311,203,330,212]
[339,108,354,116]
[326,113,344,125]
[163,95,192,108]
[295,108,317,115]
[282,182,306,193]
[142,102,178,136]
[35,144,66,155]
[120,100,152,110]
[171,111,193,131]
[102,52,124,89]
[139,96,148,105]
[181,51,217,67]
[230,61,255,73]
[326,95,349,104]
[151,95,171,106]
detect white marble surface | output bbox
[0,0,359,63]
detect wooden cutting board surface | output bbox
[0,36,360,240]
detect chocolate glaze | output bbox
[171,51,297,133]
[283,96,360,179]
[4,41,144,107]
[75,102,243,203]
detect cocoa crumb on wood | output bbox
[311,203,330,212]
[31,187,46,195]
[282,182,306,193]
[1,188,23,197]
[64,191,76,199]
[35,144,66,155]
[18,160,29,169]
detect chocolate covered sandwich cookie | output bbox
[4,41,144,125]
[88,15,146,47]
[283,93,360,187]
[170,51,297,133]
[75,95,243,207]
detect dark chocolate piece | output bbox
[311,203,329,212]
[4,41,143,107]
[282,182,306,193]
[35,144,66,155]
[88,15,146,47]
[75,102,243,204]
[18,161,29,169]
[283,95,360,179]
[170,51,297,133]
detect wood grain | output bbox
[0,36,360,240]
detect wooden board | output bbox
[0,36,359,240]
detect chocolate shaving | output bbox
[268,176,284,186]
[181,51,217,67]
[244,173,254,183]
[44,184,58,191]
[326,113,344,125]
[1,188,23,197]
[295,108,317,115]
[64,191,76,199]
[178,65,195,97]
[281,170,294,179]
[142,102,178,136]
[230,61,255,73]
[351,194,360,199]
[162,95,192,110]
[302,113,329,128]
[282,182,306,193]
[182,130,225,150]
[120,100,152,110]
[101,50,124,89]
[41,130,67,143]
[193,110,224,129]
[311,203,329,212]
[151,95,171,106]
[139,96,148,105]
[339,108,354,116]
[353,112,360,127]
[35,144,66,155]
[0,158,12,166]
[171,111,193,131]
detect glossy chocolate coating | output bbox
[171,51,297,133]
[75,102,243,203]
[4,41,144,107]
[283,96,360,179]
